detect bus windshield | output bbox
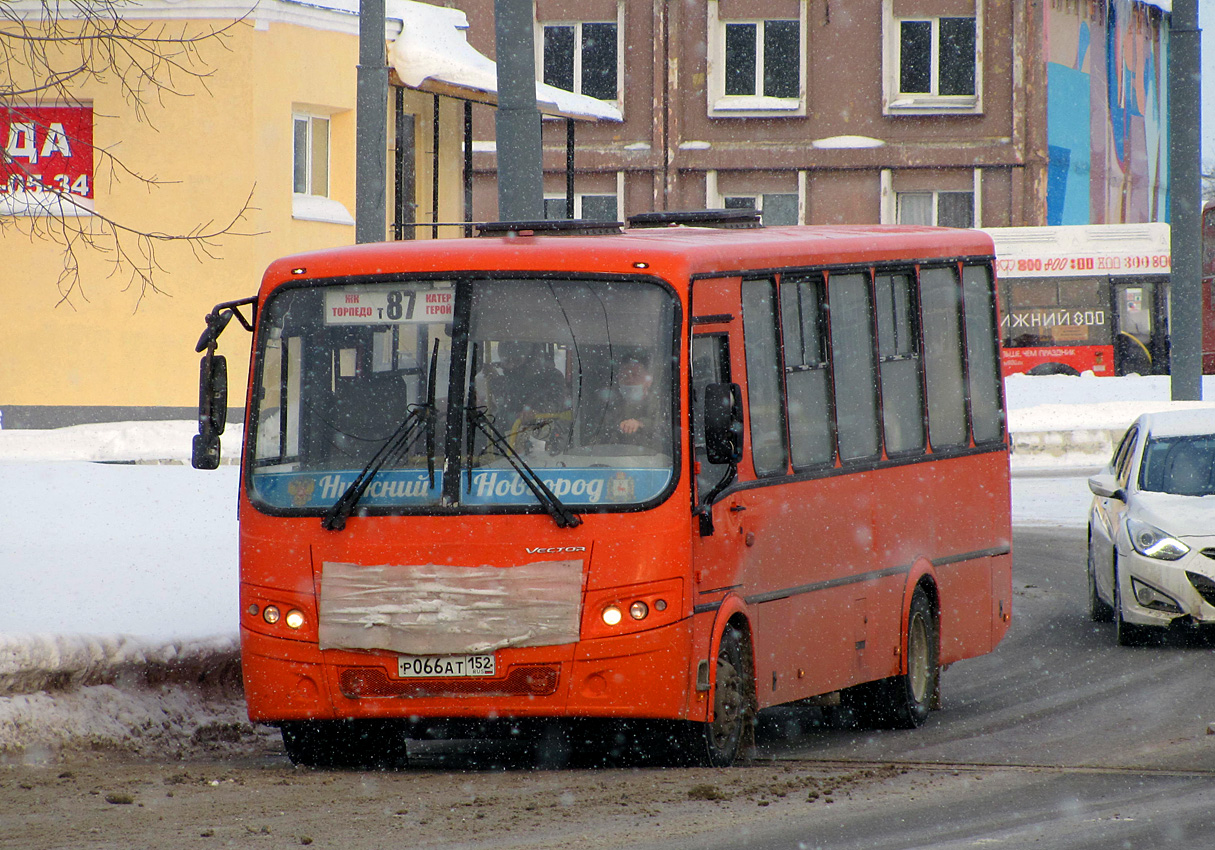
[248,277,677,514]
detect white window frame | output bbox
[291,108,353,226]
[536,7,624,110]
[881,168,982,227]
[706,170,805,225]
[707,1,807,118]
[543,174,624,222]
[882,1,982,115]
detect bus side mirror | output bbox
[192,352,228,470]
[704,382,744,465]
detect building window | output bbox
[708,2,805,117]
[543,193,619,221]
[896,191,974,228]
[884,4,981,114]
[293,114,329,197]
[292,110,353,226]
[724,193,799,226]
[542,22,619,102]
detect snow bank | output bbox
[0,634,266,763]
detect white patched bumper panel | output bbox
[318,559,584,655]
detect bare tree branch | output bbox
[1,0,261,308]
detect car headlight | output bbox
[1126,517,1190,560]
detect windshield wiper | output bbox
[465,403,582,529]
[322,341,440,531]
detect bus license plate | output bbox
[397,654,496,678]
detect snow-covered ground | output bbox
[2,374,1214,760]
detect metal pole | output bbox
[493,0,544,221]
[432,95,440,239]
[355,0,388,243]
[1169,0,1202,399]
[464,101,474,237]
[565,118,575,219]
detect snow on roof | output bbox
[386,0,621,122]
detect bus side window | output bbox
[828,272,881,461]
[741,279,789,476]
[919,266,969,450]
[875,271,925,455]
[780,275,834,467]
[691,334,732,493]
[962,263,1005,444]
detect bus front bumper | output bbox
[241,619,698,724]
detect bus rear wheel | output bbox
[843,587,939,729]
[683,623,754,767]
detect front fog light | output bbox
[263,605,281,625]
[285,609,305,629]
[629,601,649,620]
[1130,577,1183,613]
[602,605,623,626]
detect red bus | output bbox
[193,215,1012,767]
[983,224,1173,377]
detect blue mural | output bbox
[1046,0,1168,225]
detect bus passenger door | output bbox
[1112,279,1166,375]
[690,280,750,640]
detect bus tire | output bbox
[684,623,755,767]
[843,587,938,729]
[280,720,407,769]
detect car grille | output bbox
[339,665,560,699]
[1186,571,1215,606]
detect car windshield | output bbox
[247,277,677,513]
[1138,434,1215,496]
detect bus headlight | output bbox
[285,609,306,629]
[629,601,649,620]
[263,605,281,624]
[602,605,623,626]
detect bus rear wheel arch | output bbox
[842,583,940,729]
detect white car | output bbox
[1087,409,1215,645]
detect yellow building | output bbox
[0,0,469,428]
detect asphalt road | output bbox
[689,526,1215,850]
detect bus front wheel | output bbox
[684,623,755,766]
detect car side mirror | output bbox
[1087,473,1125,502]
[704,382,744,465]
[192,352,228,470]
